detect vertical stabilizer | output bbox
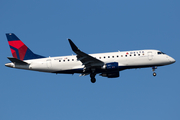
[6,33,45,60]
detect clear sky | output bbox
[1,0,180,120]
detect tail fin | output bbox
[6,33,45,60]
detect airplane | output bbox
[5,33,176,83]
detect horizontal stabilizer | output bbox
[7,57,29,65]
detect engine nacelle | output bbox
[106,62,119,70]
[100,62,120,78]
[100,72,119,78]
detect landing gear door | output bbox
[148,51,153,60]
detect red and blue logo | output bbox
[8,40,28,60]
[6,33,45,60]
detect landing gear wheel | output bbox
[90,73,96,83]
[91,78,96,83]
[153,72,157,76]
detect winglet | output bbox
[7,57,29,65]
[68,39,79,52]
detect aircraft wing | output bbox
[68,39,104,69]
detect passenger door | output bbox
[46,59,52,68]
[148,51,153,60]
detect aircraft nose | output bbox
[169,57,176,63]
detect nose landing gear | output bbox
[153,72,157,76]
[152,66,157,76]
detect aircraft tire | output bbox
[91,78,96,83]
[153,72,157,76]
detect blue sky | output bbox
[1,0,180,120]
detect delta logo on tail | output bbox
[6,33,44,60]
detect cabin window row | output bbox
[59,59,75,62]
[98,54,144,59]
[59,54,145,62]
[125,54,144,57]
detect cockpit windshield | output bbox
[157,51,165,55]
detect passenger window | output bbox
[108,56,110,58]
[72,59,74,61]
[125,55,127,57]
[112,56,114,58]
[121,55,123,57]
[117,55,119,57]
[59,60,61,62]
[104,56,106,58]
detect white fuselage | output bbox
[5,49,175,74]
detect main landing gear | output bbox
[90,73,96,83]
[90,68,96,83]
[152,66,157,76]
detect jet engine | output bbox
[100,62,119,78]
